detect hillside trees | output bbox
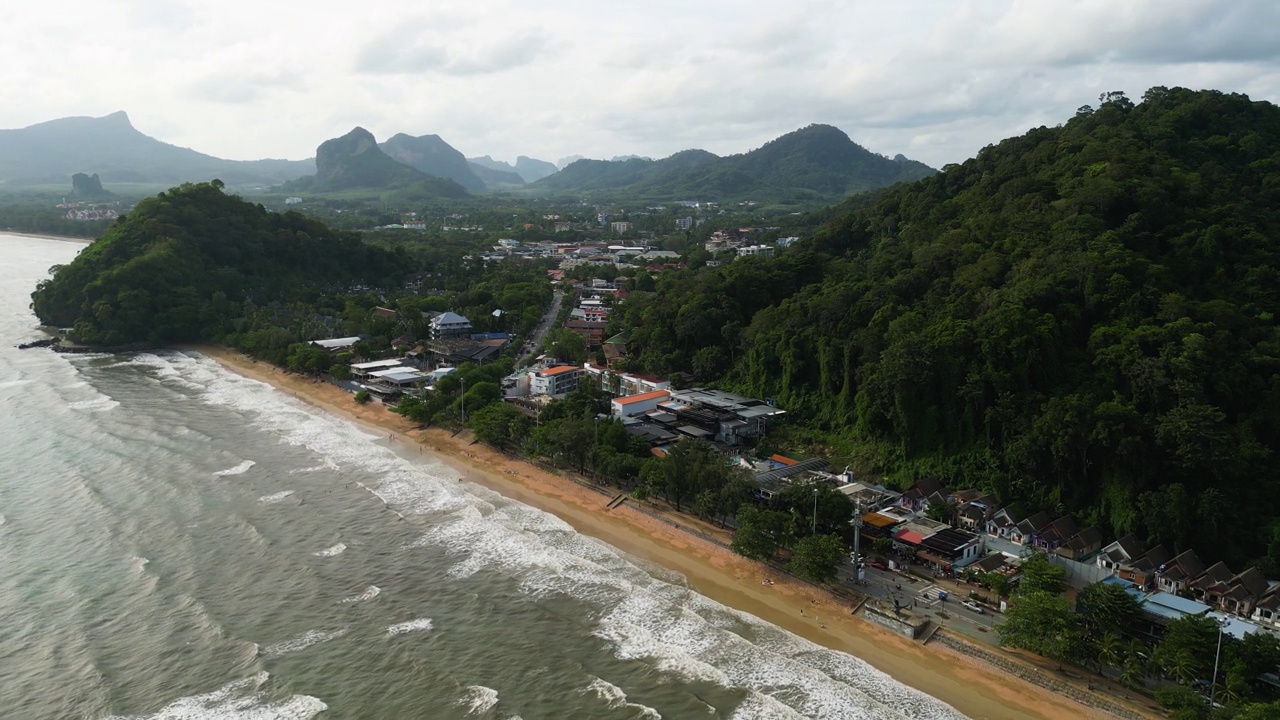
[611,87,1280,567]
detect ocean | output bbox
[0,233,968,720]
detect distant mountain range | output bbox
[531,125,936,201]
[0,113,935,202]
[0,112,312,187]
[467,155,559,184]
[279,127,468,199]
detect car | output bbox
[868,560,888,571]
[961,600,984,614]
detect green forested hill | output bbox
[614,88,1280,568]
[531,125,934,201]
[31,181,408,345]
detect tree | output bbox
[354,390,371,405]
[1017,554,1066,595]
[1235,701,1280,720]
[469,403,531,449]
[1096,632,1124,672]
[925,496,952,523]
[1076,582,1142,639]
[997,590,1085,661]
[872,538,894,557]
[732,505,794,561]
[770,481,855,538]
[789,534,846,583]
[1155,615,1222,685]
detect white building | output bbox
[737,244,775,258]
[429,312,473,339]
[610,389,671,418]
[530,365,582,396]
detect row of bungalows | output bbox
[1094,538,1280,630]
[983,507,1104,560]
[347,358,453,399]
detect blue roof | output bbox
[1102,576,1146,601]
[1143,592,1211,619]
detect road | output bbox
[838,562,1000,643]
[517,289,563,367]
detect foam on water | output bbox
[258,491,295,504]
[339,585,381,604]
[261,628,348,658]
[99,671,327,719]
[457,685,499,715]
[162,350,967,719]
[386,618,433,636]
[581,677,662,719]
[214,460,256,477]
[68,396,120,412]
[0,378,31,389]
[313,543,346,558]
[288,459,338,474]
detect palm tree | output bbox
[1220,664,1250,707]
[1162,649,1198,686]
[1097,632,1124,673]
[1118,658,1146,689]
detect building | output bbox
[737,244,775,258]
[429,312,473,339]
[310,336,362,352]
[349,358,404,379]
[610,221,632,234]
[530,365,582,397]
[665,388,786,445]
[676,217,693,230]
[610,389,672,418]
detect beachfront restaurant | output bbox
[349,359,404,380]
[363,368,428,398]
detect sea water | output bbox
[0,233,969,719]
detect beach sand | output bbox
[196,345,1157,720]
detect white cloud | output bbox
[0,0,1276,169]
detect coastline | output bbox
[0,230,94,244]
[194,344,1155,720]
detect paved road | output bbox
[517,289,563,367]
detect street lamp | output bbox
[1209,616,1227,714]
[811,487,819,535]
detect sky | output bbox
[4,0,1279,169]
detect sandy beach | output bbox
[196,345,1158,720]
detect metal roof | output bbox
[752,457,829,484]
[351,359,404,370]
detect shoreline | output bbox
[0,230,95,244]
[194,344,1155,720]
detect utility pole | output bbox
[460,375,466,424]
[852,499,862,583]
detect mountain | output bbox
[31,181,407,345]
[71,172,112,199]
[557,155,585,170]
[612,87,1280,568]
[468,155,559,183]
[379,133,486,192]
[531,125,935,201]
[467,161,525,188]
[0,111,312,187]
[281,127,468,198]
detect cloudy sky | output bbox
[4,0,1278,168]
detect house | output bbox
[898,478,944,512]
[1157,549,1206,595]
[918,527,985,570]
[837,482,901,512]
[1192,561,1236,605]
[1054,526,1104,561]
[985,507,1024,540]
[1097,534,1145,573]
[610,390,671,418]
[429,312,472,339]
[1011,511,1051,546]
[349,359,404,379]
[564,319,608,346]
[1120,545,1172,589]
[956,496,997,531]
[530,365,582,397]
[1251,586,1280,629]
[1218,567,1270,617]
[1036,516,1079,551]
[666,388,786,445]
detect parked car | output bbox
[961,600,984,614]
[869,560,888,570]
